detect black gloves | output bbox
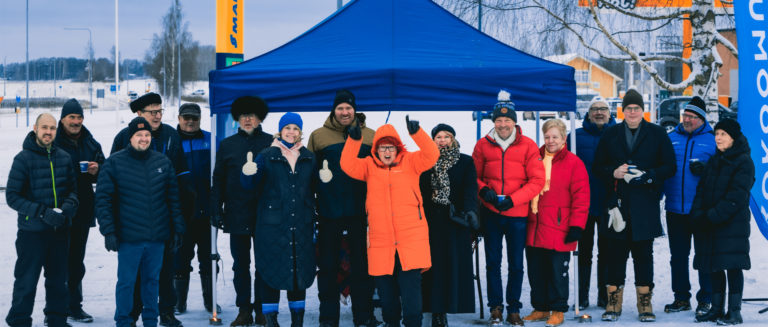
[346,123,362,140]
[496,197,514,212]
[104,233,119,252]
[564,227,584,243]
[479,187,498,205]
[628,170,655,185]
[42,208,66,228]
[689,160,706,176]
[171,233,183,252]
[211,214,225,230]
[60,198,78,219]
[405,115,420,135]
[466,210,480,231]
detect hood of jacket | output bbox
[721,134,750,160]
[370,124,406,167]
[23,131,54,155]
[582,115,617,135]
[673,120,713,137]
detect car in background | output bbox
[127,91,138,101]
[191,89,206,96]
[657,96,737,133]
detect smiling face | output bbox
[60,113,84,136]
[588,101,610,126]
[138,103,163,131]
[333,103,355,126]
[544,127,565,154]
[280,124,301,144]
[178,115,200,133]
[377,143,398,166]
[494,117,516,140]
[433,131,454,149]
[682,112,704,133]
[33,114,57,148]
[130,130,152,151]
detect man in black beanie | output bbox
[54,98,105,323]
[210,95,273,326]
[111,93,190,327]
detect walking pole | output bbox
[474,237,484,319]
[574,248,591,323]
[210,226,222,325]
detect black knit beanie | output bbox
[128,117,152,137]
[714,118,742,139]
[684,96,707,120]
[431,123,456,138]
[61,98,84,118]
[622,89,644,110]
[333,89,357,111]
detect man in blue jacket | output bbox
[663,96,715,317]
[568,98,615,310]
[173,103,218,314]
[96,117,185,327]
[112,93,190,327]
[6,113,79,327]
[54,99,105,323]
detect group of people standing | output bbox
[4,86,754,327]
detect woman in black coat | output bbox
[241,112,317,327]
[691,119,754,325]
[418,124,479,327]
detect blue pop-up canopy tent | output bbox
[208,0,576,142]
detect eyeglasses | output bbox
[682,113,700,120]
[589,107,609,112]
[181,115,200,121]
[378,145,397,152]
[240,113,258,120]
[624,106,643,112]
[141,109,164,116]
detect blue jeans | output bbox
[667,212,712,303]
[483,211,527,313]
[115,242,164,327]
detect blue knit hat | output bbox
[278,112,303,131]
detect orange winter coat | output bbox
[340,124,439,276]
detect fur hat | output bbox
[622,89,644,110]
[684,96,707,120]
[714,118,742,139]
[61,98,84,118]
[128,117,152,138]
[278,112,303,131]
[130,92,162,113]
[231,96,269,121]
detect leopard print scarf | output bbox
[431,145,460,205]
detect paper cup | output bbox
[497,195,506,202]
[79,161,89,173]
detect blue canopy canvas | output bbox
[208,0,576,116]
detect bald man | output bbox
[6,113,79,327]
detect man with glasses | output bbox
[111,92,190,327]
[662,96,714,317]
[210,96,272,327]
[593,89,676,322]
[568,98,616,310]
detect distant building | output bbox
[717,29,738,107]
[546,53,623,99]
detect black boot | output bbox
[717,293,743,325]
[174,276,190,314]
[159,312,183,327]
[230,307,254,327]
[265,312,279,327]
[432,313,448,327]
[290,309,304,327]
[200,274,223,313]
[696,292,724,323]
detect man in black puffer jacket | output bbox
[54,99,105,323]
[6,113,79,327]
[96,117,185,327]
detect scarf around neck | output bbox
[431,145,460,205]
[491,126,516,151]
[531,145,562,214]
[273,138,303,172]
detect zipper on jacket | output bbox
[48,150,58,207]
[681,135,692,212]
[557,208,561,225]
[500,147,507,195]
[412,190,422,220]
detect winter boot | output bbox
[716,293,743,325]
[696,293,724,323]
[68,307,94,323]
[636,286,656,322]
[505,313,524,326]
[290,309,304,327]
[489,306,503,326]
[432,313,448,327]
[601,285,624,321]
[264,312,279,327]
[159,312,183,327]
[174,276,190,314]
[230,307,254,327]
[545,312,565,327]
[695,302,712,317]
[523,310,550,322]
[254,312,267,326]
[664,299,691,313]
[200,274,223,313]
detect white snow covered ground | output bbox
[0,81,767,326]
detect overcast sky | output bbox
[0,0,341,63]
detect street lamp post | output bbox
[64,28,93,114]
[115,0,120,125]
[26,0,29,127]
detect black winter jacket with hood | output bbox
[54,123,105,227]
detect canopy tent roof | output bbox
[208,0,576,114]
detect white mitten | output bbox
[319,159,333,183]
[623,168,644,184]
[608,207,626,232]
[241,151,258,176]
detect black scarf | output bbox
[431,145,460,205]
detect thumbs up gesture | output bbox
[242,151,258,176]
[319,159,333,183]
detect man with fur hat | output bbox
[210,95,272,326]
[593,89,676,322]
[110,92,190,327]
[472,90,545,326]
[6,113,79,327]
[96,117,185,327]
[306,90,378,327]
[54,98,105,323]
[662,96,715,317]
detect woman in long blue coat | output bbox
[241,112,317,327]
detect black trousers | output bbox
[526,247,571,313]
[6,230,69,327]
[603,237,654,287]
[374,253,423,327]
[316,216,374,325]
[175,217,212,278]
[67,224,90,311]
[131,240,177,318]
[231,234,263,312]
[711,269,744,295]
[578,214,606,304]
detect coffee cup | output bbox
[79,161,89,173]
[497,195,506,202]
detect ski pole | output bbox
[210,226,222,325]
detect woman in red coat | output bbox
[522,119,590,327]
